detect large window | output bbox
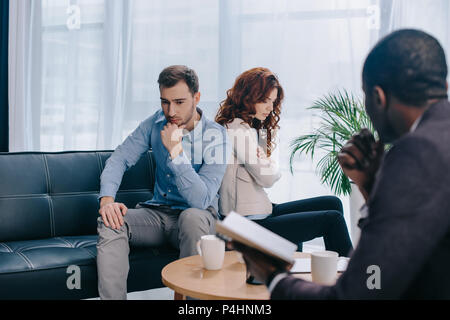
[41,0,105,150]
[10,0,450,239]
[37,0,383,153]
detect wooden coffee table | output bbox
[161,251,312,300]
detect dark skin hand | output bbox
[227,241,291,285]
[337,128,385,201]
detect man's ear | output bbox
[373,86,387,110]
[446,81,448,91]
[194,92,201,106]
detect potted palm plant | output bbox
[289,89,376,244]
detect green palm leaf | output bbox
[289,89,376,196]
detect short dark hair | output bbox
[157,65,199,95]
[363,29,448,106]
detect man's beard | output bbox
[374,114,399,144]
[178,103,197,127]
[367,102,398,144]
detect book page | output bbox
[216,211,297,264]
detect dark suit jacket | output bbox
[272,99,450,299]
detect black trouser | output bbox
[253,196,353,256]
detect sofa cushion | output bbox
[0,150,177,299]
[0,235,97,274]
[0,235,179,299]
[0,196,54,242]
[0,151,156,242]
[0,154,48,196]
[0,235,178,274]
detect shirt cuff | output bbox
[98,185,118,201]
[268,272,289,293]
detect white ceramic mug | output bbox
[311,250,340,285]
[196,235,225,270]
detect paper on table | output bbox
[289,257,350,274]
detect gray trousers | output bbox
[96,203,218,300]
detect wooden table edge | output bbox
[162,276,268,300]
[161,251,313,300]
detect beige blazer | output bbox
[218,118,281,217]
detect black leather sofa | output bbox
[0,150,179,300]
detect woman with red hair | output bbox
[215,67,352,256]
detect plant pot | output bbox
[349,183,365,247]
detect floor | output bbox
[87,238,325,300]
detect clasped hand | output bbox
[337,128,384,201]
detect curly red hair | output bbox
[215,67,284,156]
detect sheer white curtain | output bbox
[8,0,40,151]
[222,0,380,208]
[387,0,450,51]
[8,0,450,224]
[9,0,377,152]
[9,0,107,151]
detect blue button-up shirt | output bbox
[99,108,231,211]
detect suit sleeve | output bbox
[272,136,450,299]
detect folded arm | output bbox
[228,125,281,188]
[166,129,231,210]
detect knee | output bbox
[324,210,346,224]
[179,208,205,225]
[96,216,128,236]
[324,196,344,213]
[97,216,106,231]
[178,208,212,232]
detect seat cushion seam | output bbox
[0,194,49,199]
[0,243,12,252]
[15,252,34,269]
[80,247,96,259]
[97,152,104,172]
[47,197,55,237]
[43,155,55,237]
[56,237,74,248]
[17,244,68,252]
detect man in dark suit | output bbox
[232,29,450,299]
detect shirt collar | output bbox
[409,114,423,133]
[155,110,166,123]
[185,108,204,142]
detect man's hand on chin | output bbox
[161,123,186,159]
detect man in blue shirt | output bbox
[96,65,230,299]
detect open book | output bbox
[215,211,297,266]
